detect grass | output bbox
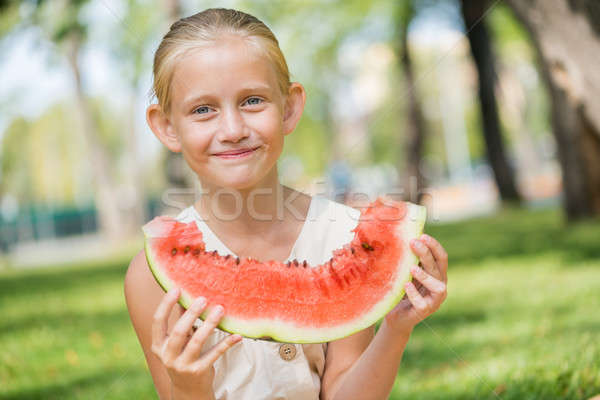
[1,205,599,399]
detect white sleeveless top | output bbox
[175,195,360,400]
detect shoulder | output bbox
[309,196,360,238]
[124,249,152,290]
[124,249,165,314]
[124,206,196,319]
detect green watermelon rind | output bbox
[144,202,427,344]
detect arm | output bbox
[124,250,182,399]
[321,234,449,400]
[320,322,411,400]
[320,325,375,400]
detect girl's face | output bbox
[151,36,304,191]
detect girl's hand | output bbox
[151,288,242,400]
[384,234,448,333]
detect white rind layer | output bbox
[144,202,427,344]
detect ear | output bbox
[146,104,181,153]
[282,82,306,136]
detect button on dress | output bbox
[175,195,360,400]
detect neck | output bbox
[194,166,298,233]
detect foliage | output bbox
[0,99,126,206]
[281,112,331,177]
[1,206,599,399]
[108,0,162,87]
[488,4,552,143]
[2,0,551,185]
[1,117,32,199]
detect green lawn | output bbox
[1,206,599,399]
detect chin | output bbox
[210,175,263,191]
[197,162,276,191]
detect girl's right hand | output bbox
[151,287,242,400]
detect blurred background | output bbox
[1,0,599,399]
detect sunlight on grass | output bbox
[1,206,599,399]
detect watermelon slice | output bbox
[143,197,426,344]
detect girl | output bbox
[124,8,448,400]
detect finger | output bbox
[164,296,207,358]
[410,238,439,279]
[404,281,429,316]
[180,304,225,362]
[411,265,446,298]
[410,275,426,296]
[421,234,448,279]
[194,334,243,369]
[152,287,181,349]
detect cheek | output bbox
[177,121,210,148]
[185,133,211,150]
[174,122,213,165]
[247,109,283,139]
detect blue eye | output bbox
[194,106,211,114]
[245,97,263,106]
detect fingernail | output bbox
[411,266,421,274]
[170,287,180,296]
[214,305,224,316]
[231,334,242,342]
[193,297,206,308]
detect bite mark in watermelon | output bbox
[143,197,426,343]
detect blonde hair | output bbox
[151,8,291,114]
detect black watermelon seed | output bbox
[293,259,299,267]
[236,257,240,265]
[351,247,355,254]
[303,260,307,268]
[362,242,374,251]
[225,254,231,260]
[171,248,177,256]
[287,261,291,267]
[184,246,190,253]
[212,250,218,257]
[193,249,200,256]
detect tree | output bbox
[240,0,374,165]
[394,0,428,203]
[110,0,162,232]
[160,0,193,190]
[505,0,600,220]
[1,0,132,238]
[460,0,521,203]
[1,101,120,206]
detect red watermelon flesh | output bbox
[143,197,426,343]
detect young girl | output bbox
[124,8,448,400]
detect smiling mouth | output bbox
[213,146,260,158]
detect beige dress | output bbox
[175,195,360,400]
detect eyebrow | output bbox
[182,84,273,108]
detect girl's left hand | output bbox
[384,233,448,334]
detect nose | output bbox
[217,106,249,143]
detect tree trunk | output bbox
[65,36,124,239]
[396,1,427,204]
[505,0,600,220]
[123,85,145,234]
[161,0,191,190]
[461,0,522,203]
